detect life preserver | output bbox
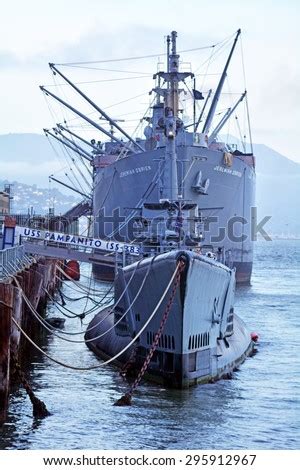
[64,260,80,281]
[251,332,259,342]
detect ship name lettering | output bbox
[120,165,152,178]
[213,165,242,178]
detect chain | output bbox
[120,345,138,378]
[114,259,185,406]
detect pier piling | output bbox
[0,283,13,424]
[0,244,61,421]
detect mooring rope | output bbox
[3,262,106,327]
[115,259,185,406]
[82,256,154,340]
[10,274,110,344]
[58,290,103,304]
[43,257,142,336]
[20,261,115,317]
[11,263,180,371]
[5,255,140,342]
[67,257,142,334]
[55,272,114,297]
[55,274,112,298]
[55,274,110,297]
[56,264,115,294]
[9,256,154,344]
[44,286,114,319]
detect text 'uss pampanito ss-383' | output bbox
[42,30,257,388]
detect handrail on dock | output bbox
[0,245,31,280]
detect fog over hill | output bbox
[252,143,300,237]
[0,133,299,235]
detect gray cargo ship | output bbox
[90,29,255,283]
[43,28,255,285]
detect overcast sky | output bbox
[1,0,300,164]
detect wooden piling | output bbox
[0,283,13,424]
[0,257,60,420]
[10,284,23,358]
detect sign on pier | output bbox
[15,226,140,256]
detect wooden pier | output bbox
[0,246,61,424]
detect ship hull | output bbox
[93,145,255,284]
[85,250,254,388]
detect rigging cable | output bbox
[56,43,221,66]
[50,74,93,193]
[107,161,165,238]
[235,116,246,153]
[45,75,153,87]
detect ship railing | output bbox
[118,241,231,268]
[0,245,32,280]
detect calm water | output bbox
[1,240,299,450]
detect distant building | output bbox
[0,191,10,215]
[0,191,10,241]
[0,186,13,237]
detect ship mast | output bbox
[202,29,241,136]
[166,31,179,201]
[154,31,193,201]
[208,90,247,144]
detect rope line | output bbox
[54,274,112,297]
[106,162,165,238]
[11,263,179,370]
[45,75,153,87]
[56,264,113,294]
[114,259,185,405]
[82,256,154,339]
[45,287,114,321]
[8,256,149,342]
[56,44,219,66]
[24,257,153,344]
[44,258,141,335]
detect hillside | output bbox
[253,143,300,176]
[0,179,79,215]
[252,144,300,236]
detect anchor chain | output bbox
[11,351,50,418]
[114,259,185,406]
[120,345,138,379]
